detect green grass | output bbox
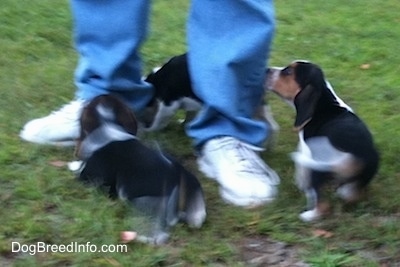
[1,0,399,266]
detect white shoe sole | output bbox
[197,156,277,208]
[20,131,76,146]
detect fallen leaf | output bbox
[120,231,137,243]
[360,63,371,70]
[49,160,68,168]
[312,229,334,238]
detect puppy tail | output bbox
[291,151,354,172]
[293,136,360,175]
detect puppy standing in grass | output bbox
[142,53,280,150]
[266,61,379,222]
[70,94,206,245]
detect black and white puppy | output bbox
[142,53,280,149]
[266,61,379,222]
[142,53,202,131]
[71,94,206,244]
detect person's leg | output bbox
[187,0,275,148]
[72,0,153,111]
[20,0,153,145]
[187,0,280,207]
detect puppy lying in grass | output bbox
[69,94,206,244]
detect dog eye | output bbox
[281,67,293,76]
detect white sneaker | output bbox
[20,100,85,146]
[198,136,280,207]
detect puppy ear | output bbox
[79,103,100,139]
[75,103,100,157]
[115,102,138,135]
[294,84,321,129]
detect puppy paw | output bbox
[186,210,207,229]
[336,182,363,203]
[67,160,85,175]
[299,209,322,222]
[135,232,170,245]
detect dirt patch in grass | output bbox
[236,234,400,267]
[237,236,308,267]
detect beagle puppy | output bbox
[142,53,201,131]
[72,94,206,244]
[266,61,379,222]
[142,53,280,149]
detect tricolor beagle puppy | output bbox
[142,53,201,131]
[266,61,379,222]
[71,94,206,244]
[142,53,280,149]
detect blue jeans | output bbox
[71,0,275,147]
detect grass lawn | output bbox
[1,0,399,266]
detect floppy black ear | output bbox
[100,94,138,135]
[293,83,321,129]
[115,102,138,135]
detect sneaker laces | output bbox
[49,100,84,120]
[213,137,280,185]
